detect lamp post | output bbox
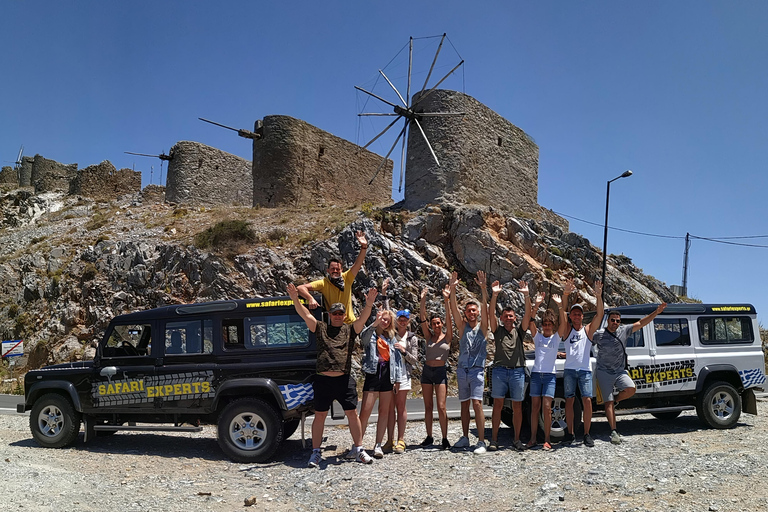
[601,170,633,300]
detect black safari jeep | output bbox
[18,296,320,462]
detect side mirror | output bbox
[100,366,117,379]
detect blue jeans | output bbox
[530,372,556,398]
[457,366,484,401]
[491,366,526,401]
[563,369,593,398]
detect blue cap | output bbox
[396,309,410,319]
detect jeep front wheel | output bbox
[696,382,741,429]
[217,398,283,463]
[30,393,81,448]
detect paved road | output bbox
[2,394,491,424]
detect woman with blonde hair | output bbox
[418,285,453,449]
[357,308,405,458]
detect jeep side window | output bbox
[104,323,152,357]
[164,320,213,355]
[698,316,753,345]
[653,318,690,346]
[244,314,309,348]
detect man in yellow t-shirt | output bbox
[297,231,368,324]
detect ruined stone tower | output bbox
[404,90,539,213]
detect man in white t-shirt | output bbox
[557,279,603,447]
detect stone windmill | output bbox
[355,34,465,193]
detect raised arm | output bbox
[352,286,379,334]
[633,302,667,333]
[442,284,452,336]
[528,319,538,338]
[586,280,604,339]
[287,283,317,332]
[296,281,321,309]
[475,270,490,336]
[347,230,369,279]
[557,280,575,340]
[489,280,502,332]
[448,271,465,334]
[419,288,433,343]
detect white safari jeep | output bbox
[488,303,766,438]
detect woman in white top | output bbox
[527,298,564,450]
[418,285,453,450]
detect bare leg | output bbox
[491,397,504,442]
[344,409,363,446]
[582,396,592,435]
[422,383,434,437]
[615,386,636,403]
[386,394,396,444]
[460,400,471,437]
[311,410,328,450]
[435,383,448,439]
[376,392,394,444]
[565,397,575,435]
[542,397,553,443]
[472,399,485,442]
[395,388,408,442]
[358,391,378,444]
[528,396,541,446]
[605,401,616,430]
[512,400,523,442]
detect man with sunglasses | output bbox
[592,302,667,444]
[287,283,378,467]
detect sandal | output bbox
[394,440,406,454]
[542,442,552,451]
[525,441,537,450]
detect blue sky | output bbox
[2,2,767,323]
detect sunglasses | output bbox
[608,318,622,324]
[330,312,345,317]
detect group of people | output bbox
[287,231,667,467]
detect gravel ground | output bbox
[2,398,768,512]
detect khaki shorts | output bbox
[594,369,635,404]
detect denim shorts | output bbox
[491,366,526,401]
[530,372,556,398]
[563,369,593,398]
[457,366,484,402]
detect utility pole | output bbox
[681,232,691,297]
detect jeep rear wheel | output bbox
[30,393,81,448]
[546,388,582,440]
[217,398,283,463]
[697,382,741,429]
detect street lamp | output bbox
[601,170,633,300]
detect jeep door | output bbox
[90,321,157,413]
[154,318,217,414]
[618,318,655,398]
[648,316,697,395]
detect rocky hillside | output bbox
[0,188,676,378]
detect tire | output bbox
[696,381,741,429]
[283,419,300,440]
[217,398,283,463]
[30,393,81,448]
[651,411,682,421]
[546,386,582,440]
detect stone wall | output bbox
[70,161,141,200]
[19,156,33,187]
[165,141,252,206]
[252,115,393,207]
[0,167,16,185]
[33,155,78,194]
[404,90,539,214]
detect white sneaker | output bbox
[454,436,470,448]
[610,430,622,445]
[355,448,373,464]
[473,440,487,454]
[373,443,384,459]
[344,444,358,459]
[307,449,322,468]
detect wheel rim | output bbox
[228,412,267,451]
[549,397,568,435]
[37,405,64,438]
[710,390,735,420]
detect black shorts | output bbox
[313,374,358,412]
[362,361,394,392]
[421,365,447,385]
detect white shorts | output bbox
[397,376,412,392]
